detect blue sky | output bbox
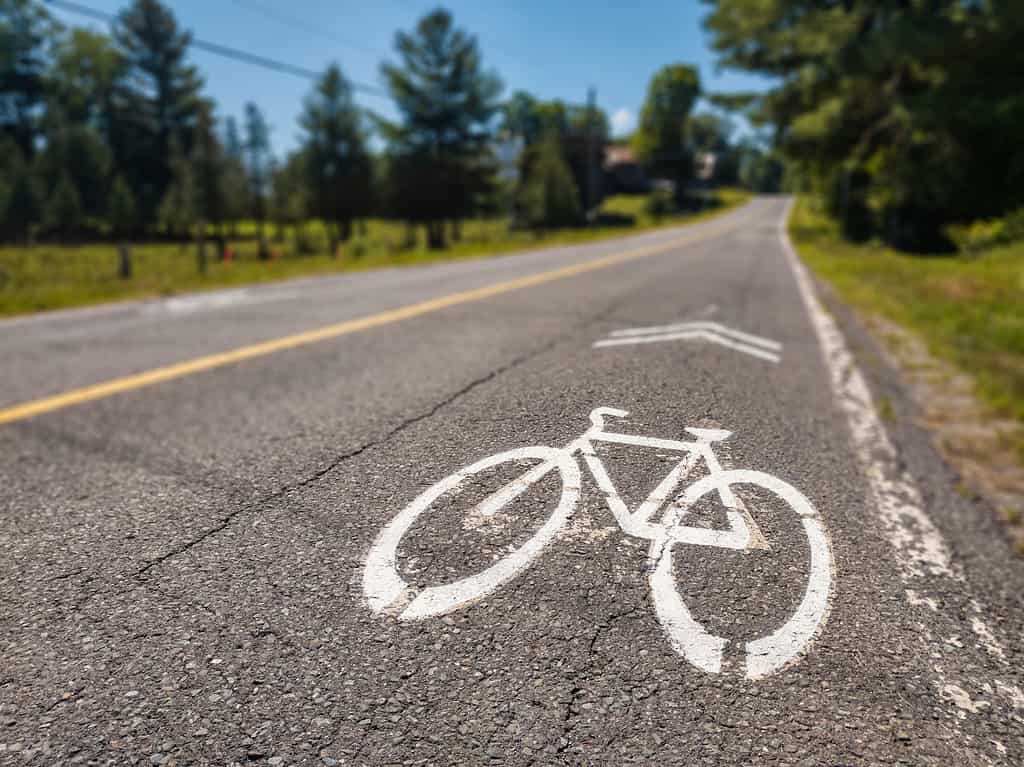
[50,0,773,154]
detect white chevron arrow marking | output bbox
[593,321,782,363]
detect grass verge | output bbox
[0,189,749,318]
[789,197,1024,448]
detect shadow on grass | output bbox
[592,211,636,227]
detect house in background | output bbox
[695,152,717,182]
[602,145,650,194]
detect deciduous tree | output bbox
[48,28,123,146]
[632,64,701,202]
[703,0,1024,249]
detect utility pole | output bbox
[840,167,851,237]
[586,87,598,224]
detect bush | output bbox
[645,187,676,220]
[348,239,368,259]
[949,219,1006,253]
[517,134,582,230]
[948,207,1024,254]
[1001,207,1024,242]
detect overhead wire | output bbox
[43,0,391,99]
[225,0,382,58]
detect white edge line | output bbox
[781,199,1024,739]
[776,198,954,579]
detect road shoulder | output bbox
[792,214,1024,557]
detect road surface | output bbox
[2,198,1022,765]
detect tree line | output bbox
[0,0,774,259]
[703,0,1024,251]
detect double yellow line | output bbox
[0,221,738,427]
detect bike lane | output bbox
[3,198,1023,765]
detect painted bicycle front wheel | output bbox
[363,445,581,620]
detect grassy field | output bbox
[790,197,1024,430]
[0,189,749,318]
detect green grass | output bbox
[790,197,1024,433]
[0,189,750,318]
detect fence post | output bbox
[197,223,207,275]
[118,243,133,280]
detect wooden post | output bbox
[197,222,208,274]
[118,243,133,280]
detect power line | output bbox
[226,0,381,58]
[43,0,390,99]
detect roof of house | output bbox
[603,145,638,167]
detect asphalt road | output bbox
[2,197,1023,766]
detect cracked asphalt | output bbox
[2,197,1023,766]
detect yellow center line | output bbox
[0,221,739,426]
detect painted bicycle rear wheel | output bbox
[648,469,832,679]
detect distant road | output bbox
[2,198,1022,765]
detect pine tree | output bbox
[192,104,226,242]
[3,140,39,243]
[108,175,136,236]
[157,138,196,239]
[300,63,371,254]
[49,28,124,144]
[221,116,248,238]
[113,0,204,227]
[243,102,272,259]
[37,111,112,221]
[501,93,609,213]
[518,132,582,230]
[0,0,55,157]
[270,151,308,253]
[501,91,543,146]
[379,9,502,248]
[47,172,82,242]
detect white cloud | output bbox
[610,108,636,137]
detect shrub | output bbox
[949,207,1024,254]
[517,133,582,230]
[348,239,368,259]
[1001,207,1024,242]
[645,187,676,220]
[949,219,1006,253]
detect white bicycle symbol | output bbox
[364,406,832,679]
